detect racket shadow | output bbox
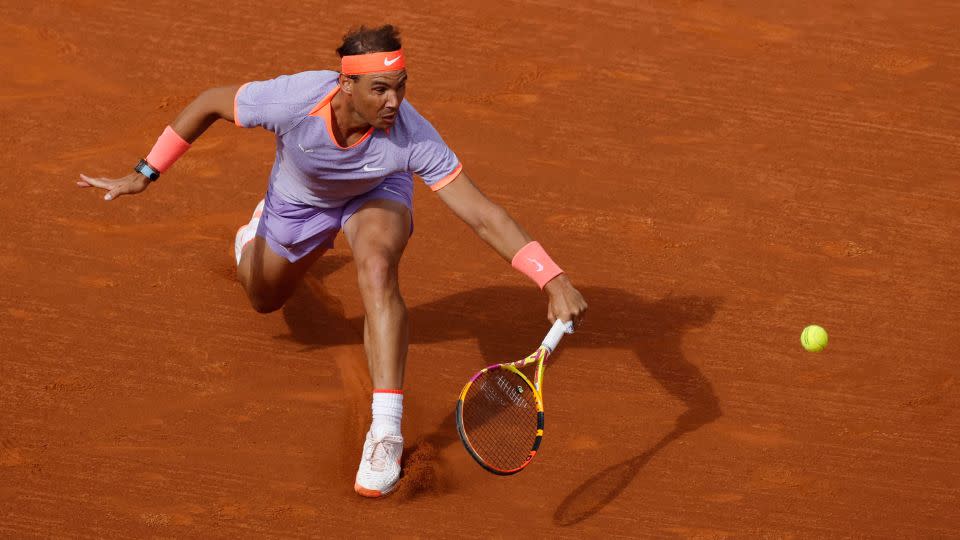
[552,427,683,526]
[406,287,723,516]
[547,291,722,526]
[411,287,722,526]
[279,278,722,510]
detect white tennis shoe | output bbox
[354,429,403,497]
[234,199,264,266]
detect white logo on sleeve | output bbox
[384,55,401,66]
[298,143,315,153]
[527,258,544,272]
[363,164,386,172]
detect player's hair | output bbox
[336,25,402,58]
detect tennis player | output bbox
[78,25,587,497]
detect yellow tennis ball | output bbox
[801,325,828,352]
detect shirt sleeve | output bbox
[234,73,321,135]
[403,105,462,191]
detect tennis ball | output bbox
[801,325,828,352]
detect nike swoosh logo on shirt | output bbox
[384,56,401,66]
[298,143,315,153]
[363,164,386,172]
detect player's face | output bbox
[352,70,407,129]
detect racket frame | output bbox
[455,320,571,475]
[456,347,547,475]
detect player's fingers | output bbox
[576,303,587,327]
[548,308,576,333]
[566,313,579,333]
[78,174,111,190]
[104,183,132,201]
[105,176,152,200]
[554,307,578,332]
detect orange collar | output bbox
[308,86,374,149]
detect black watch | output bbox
[134,159,160,181]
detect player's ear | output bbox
[339,73,354,95]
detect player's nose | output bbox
[384,91,400,110]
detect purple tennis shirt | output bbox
[234,70,462,208]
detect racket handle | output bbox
[542,319,574,353]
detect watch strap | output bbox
[135,159,160,181]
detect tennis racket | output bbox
[456,319,573,475]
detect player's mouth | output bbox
[381,112,397,124]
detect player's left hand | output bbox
[77,172,151,201]
[544,274,587,331]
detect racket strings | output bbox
[461,369,539,471]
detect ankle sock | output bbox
[371,389,403,439]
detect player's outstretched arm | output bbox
[77,84,242,201]
[436,170,588,328]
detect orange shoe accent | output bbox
[354,482,384,498]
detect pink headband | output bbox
[341,49,406,75]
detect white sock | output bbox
[370,390,403,439]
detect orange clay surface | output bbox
[2,2,959,537]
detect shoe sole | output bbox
[354,481,397,498]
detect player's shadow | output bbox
[274,255,358,349]
[279,261,722,512]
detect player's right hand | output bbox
[77,172,151,201]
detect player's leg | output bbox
[343,198,411,390]
[236,235,325,313]
[233,192,338,313]
[342,175,413,497]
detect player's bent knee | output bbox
[250,298,284,314]
[356,255,397,294]
[244,286,288,314]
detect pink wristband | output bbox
[511,241,563,289]
[145,126,191,173]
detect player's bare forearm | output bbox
[436,170,531,261]
[169,84,242,142]
[437,169,587,326]
[77,84,242,200]
[472,203,532,261]
[482,209,587,326]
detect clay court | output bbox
[2,1,959,537]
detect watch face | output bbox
[136,160,158,180]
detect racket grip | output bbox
[542,319,574,353]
